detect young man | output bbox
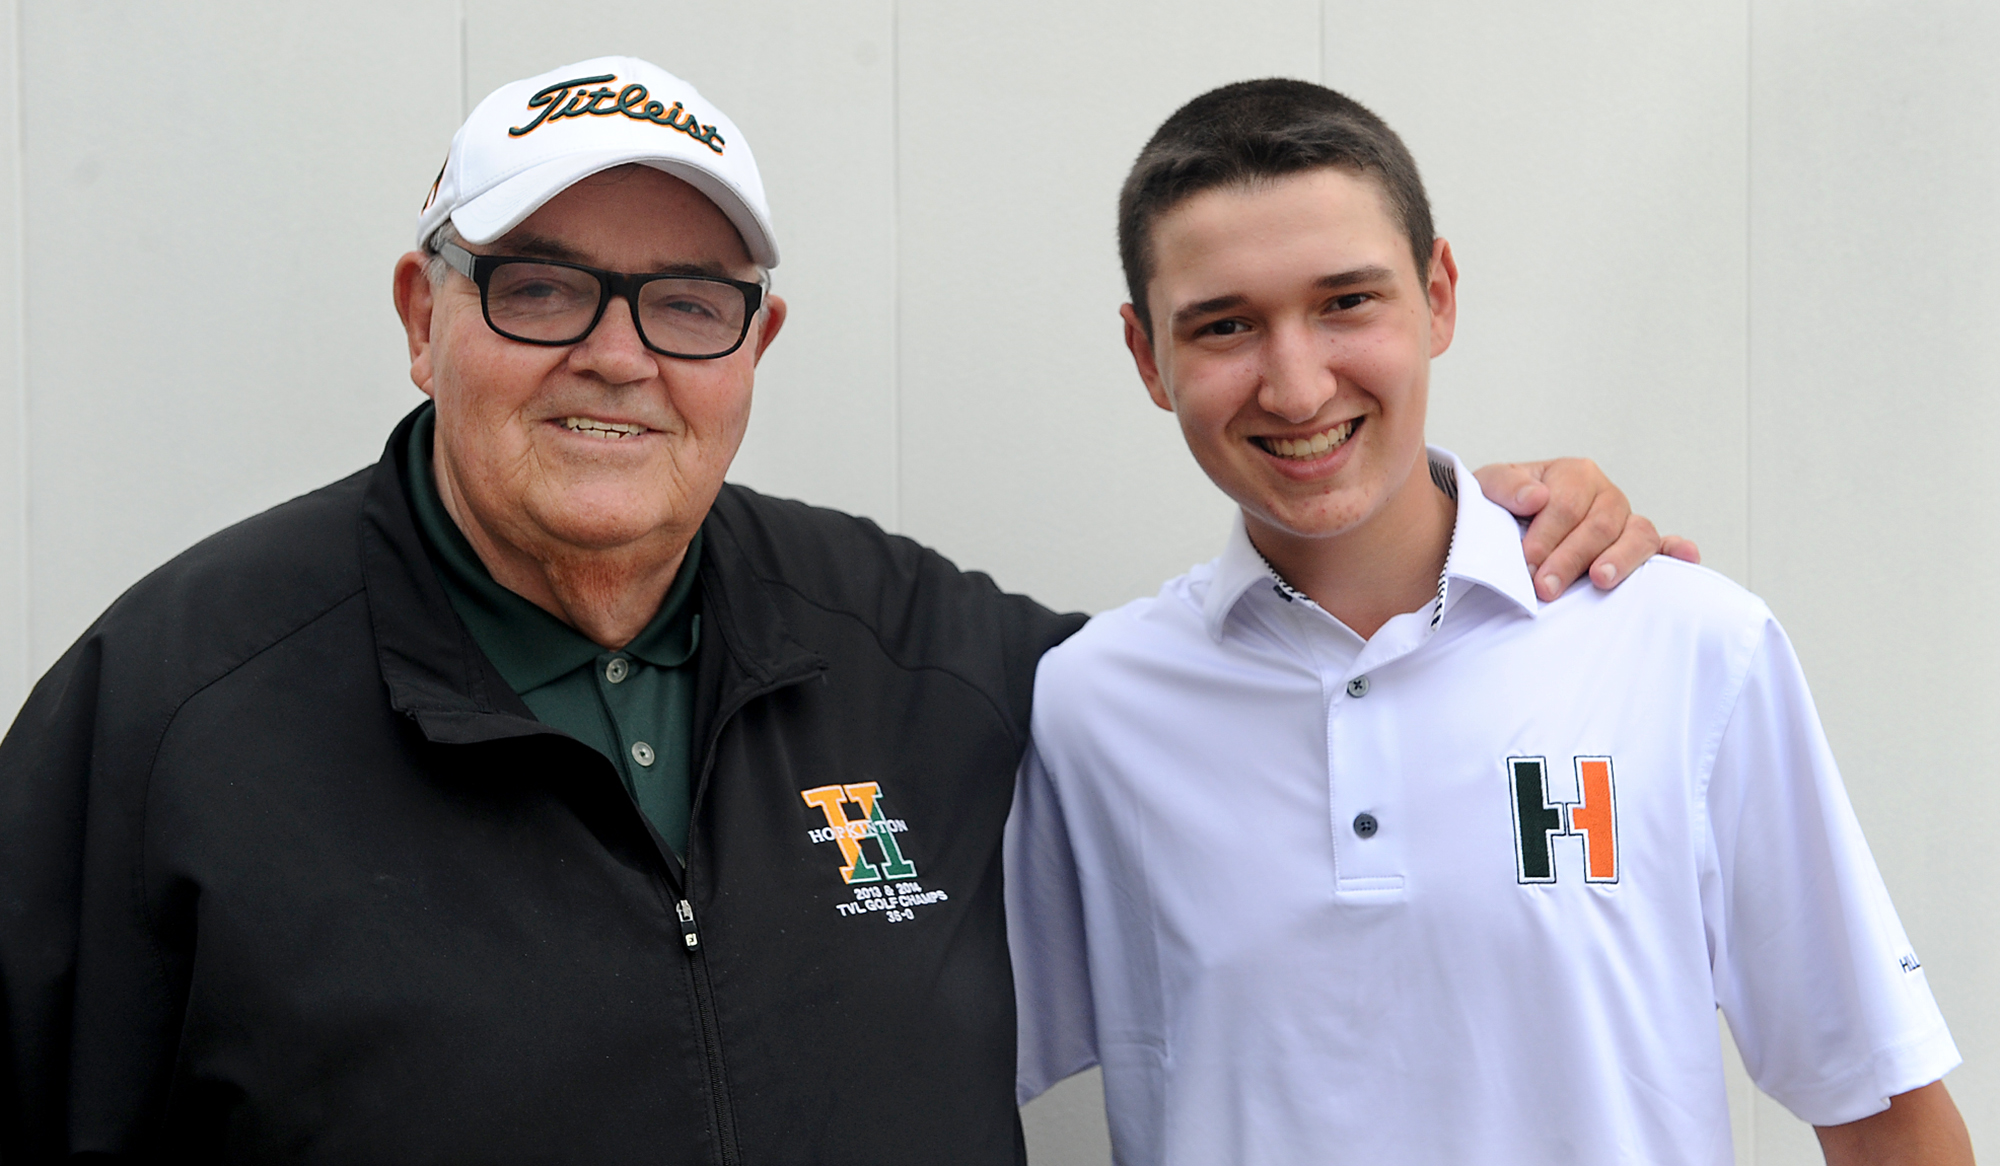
[1007,80,1972,1165]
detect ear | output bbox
[392,251,440,398]
[1426,237,1459,358]
[749,293,788,364]
[1120,304,1174,413]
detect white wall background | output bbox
[0,3,1992,1163]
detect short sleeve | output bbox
[1006,739,1099,1104]
[1702,616,1959,1126]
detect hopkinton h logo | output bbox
[1507,755,1619,884]
[800,782,918,885]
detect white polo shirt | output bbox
[1008,449,1958,1166]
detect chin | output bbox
[532,500,679,554]
[1271,518,1366,543]
[1250,494,1378,541]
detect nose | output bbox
[1255,319,1337,424]
[567,295,660,385]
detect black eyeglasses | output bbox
[435,238,766,360]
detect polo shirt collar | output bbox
[1432,446,1542,621]
[403,404,702,693]
[1201,516,1286,642]
[1199,445,1539,643]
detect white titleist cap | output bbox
[417,56,778,267]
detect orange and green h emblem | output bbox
[1508,755,1619,884]
[801,782,918,885]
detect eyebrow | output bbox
[501,235,590,263]
[500,233,736,278]
[1315,265,1398,291]
[1168,265,1401,329]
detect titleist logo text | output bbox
[509,73,726,154]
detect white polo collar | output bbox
[1200,446,1542,643]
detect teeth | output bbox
[1263,420,1354,461]
[563,416,647,439]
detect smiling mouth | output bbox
[1254,419,1357,460]
[562,416,649,440]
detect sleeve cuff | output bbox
[1767,1022,1962,1127]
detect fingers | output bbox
[1517,458,1618,577]
[1472,461,1549,517]
[1530,487,1632,599]
[1479,457,1679,598]
[1584,514,1666,590]
[1513,459,1622,598]
[1661,535,1702,565]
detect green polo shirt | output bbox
[404,407,701,858]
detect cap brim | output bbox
[450,151,780,268]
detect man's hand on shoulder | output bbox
[1473,458,1702,602]
[1815,1080,1975,1166]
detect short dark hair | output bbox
[1117,79,1434,338]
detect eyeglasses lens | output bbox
[636,279,749,355]
[483,261,747,356]
[484,263,603,341]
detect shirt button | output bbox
[631,741,656,767]
[1346,675,1371,698]
[605,657,630,684]
[1353,812,1379,838]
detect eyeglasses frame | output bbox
[433,237,766,360]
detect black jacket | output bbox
[0,408,1082,1163]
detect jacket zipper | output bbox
[683,904,737,1166]
[679,665,821,1166]
[675,898,700,950]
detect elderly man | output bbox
[0,58,1671,1162]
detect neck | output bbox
[1248,454,1456,640]
[432,462,689,651]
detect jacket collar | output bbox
[1200,446,1540,643]
[359,406,544,745]
[692,486,827,694]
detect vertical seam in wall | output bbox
[10,0,28,692]
[458,1,470,119]
[889,0,903,532]
[1743,0,1754,596]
